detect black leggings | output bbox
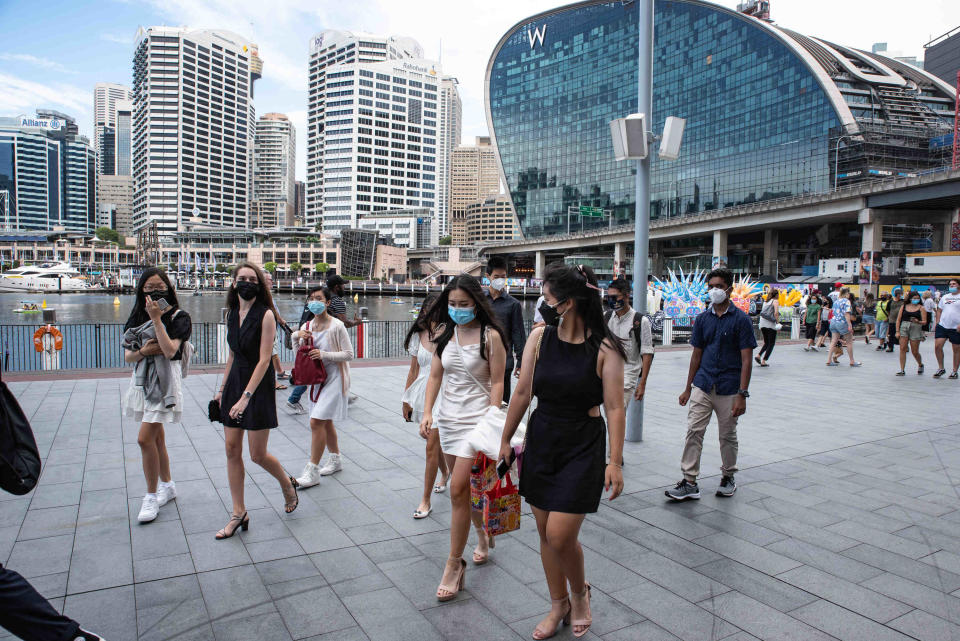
[758,327,778,361]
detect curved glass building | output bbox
[486,0,957,240]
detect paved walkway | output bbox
[2,338,960,640]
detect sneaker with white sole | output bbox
[157,481,176,507]
[716,476,737,497]
[286,401,305,415]
[318,453,342,476]
[296,462,321,488]
[138,494,159,523]
[74,630,105,641]
[665,479,700,501]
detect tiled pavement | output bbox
[2,338,960,640]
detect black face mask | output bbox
[146,290,169,302]
[604,296,625,311]
[236,281,259,301]
[539,300,563,326]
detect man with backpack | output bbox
[604,278,655,413]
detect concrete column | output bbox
[859,208,882,298]
[763,229,779,278]
[613,242,625,278]
[534,251,546,279]
[712,230,728,268]
[650,241,664,279]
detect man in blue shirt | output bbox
[666,268,756,501]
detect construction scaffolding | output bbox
[136,221,160,266]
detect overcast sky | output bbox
[0,0,957,180]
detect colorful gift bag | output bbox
[470,453,497,512]
[483,472,521,537]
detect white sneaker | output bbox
[296,462,321,488]
[318,453,342,476]
[138,495,159,523]
[286,401,305,415]
[157,481,176,507]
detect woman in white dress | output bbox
[401,294,450,519]
[121,267,192,524]
[420,275,507,602]
[292,286,354,488]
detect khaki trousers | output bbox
[681,386,739,483]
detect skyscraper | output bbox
[252,113,296,228]
[132,26,262,235]
[450,137,499,243]
[0,111,97,232]
[94,82,131,176]
[435,76,462,244]
[307,30,451,237]
[295,180,305,225]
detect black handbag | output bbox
[208,399,221,423]
[0,378,41,496]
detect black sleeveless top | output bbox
[221,302,277,429]
[533,326,604,416]
[901,305,924,323]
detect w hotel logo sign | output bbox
[527,24,547,49]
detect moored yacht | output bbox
[0,262,98,293]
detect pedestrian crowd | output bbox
[3,261,958,641]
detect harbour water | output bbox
[0,291,541,325]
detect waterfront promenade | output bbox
[2,341,960,640]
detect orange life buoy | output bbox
[33,325,63,352]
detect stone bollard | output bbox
[791,316,800,340]
[662,318,673,347]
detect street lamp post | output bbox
[626,0,655,442]
[833,135,852,191]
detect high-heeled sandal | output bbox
[215,512,249,540]
[283,476,299,513]
[571,583,592,638]
[472,529,495,565]
[436,557,466,602]
[532,595,571,640]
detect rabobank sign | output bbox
[19,116,63,131]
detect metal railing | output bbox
[0,320,417,373]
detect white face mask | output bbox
[708,287,728,304]
[490,278,506,292]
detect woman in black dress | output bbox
[500,263,626,639]
[214,262,298,539]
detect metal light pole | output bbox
[626,0,654,443]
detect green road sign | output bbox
[578,206,604,217]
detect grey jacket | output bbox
[122,320,177,408]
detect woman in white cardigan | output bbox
[292,286,355,488]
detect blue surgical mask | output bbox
[911,298,921,305]
[307,301,326,316]
[951,286,958,294]
[448,306,476,325]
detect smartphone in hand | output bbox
[155,298,170,311]
[497,450,516,479]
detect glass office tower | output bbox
[486,0,956,239]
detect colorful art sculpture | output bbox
[769,286,803,307]
[652,268,709,318]
[730,276,764,313]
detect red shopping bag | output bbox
[483,472,521,537]
[290,334,327,402]
[470,453,497,512]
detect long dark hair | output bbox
[543,262,626,360]
[405,293,439,351]
[227,261,275,312]
[426,275,506,361]
[124,267,178,331]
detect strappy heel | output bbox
[473,528,494,565]
[215,512,249,540]
[436,557,466,602]
[283,476,299,513]
[571,583,592,638]
[532,595,570,639]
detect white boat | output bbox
[0,263,99,293]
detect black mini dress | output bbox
[519,326,606,514]
[221,303,278,430]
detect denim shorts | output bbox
[862,314,875,325]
